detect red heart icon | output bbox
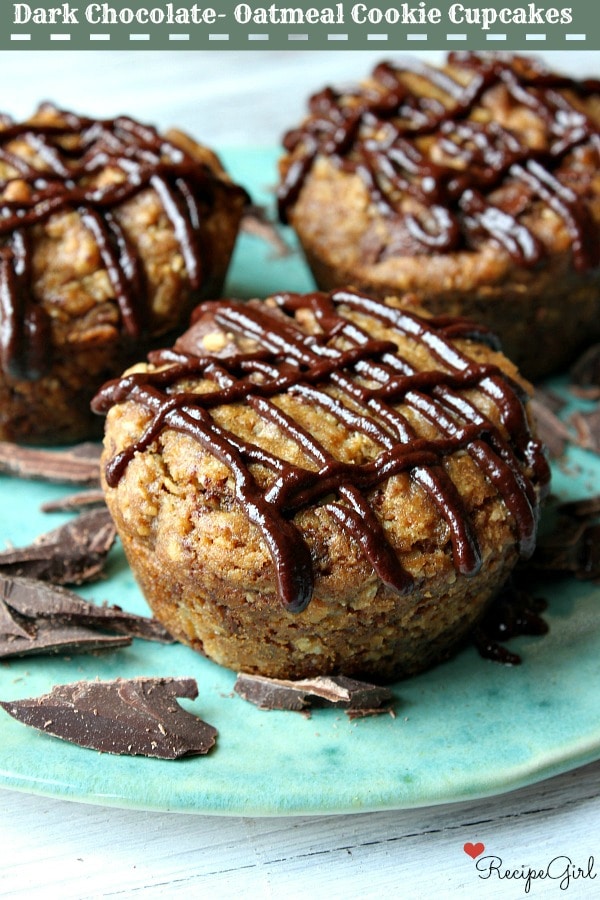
[464,842,485,859]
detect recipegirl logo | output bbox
[463,843,597,894]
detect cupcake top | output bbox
[279,52,600,271]
[93,289,550,614]
[0,104,247,382]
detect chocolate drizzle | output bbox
[279,52,600,271]
[93,289,549,614]
[0,105,245,381]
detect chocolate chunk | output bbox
[568,408,600,454]
[0,596,35,639]
[0,574,173,644]
[234,673,394,712]
[41,490,106,513]
[530,393,570,459]
[473,579,548,666]
[557,495,600,518]
[241,204,293,258]
[0,442,101,485]
[0,678,217,758]
[569,385,600,402]
[571,343,600,387]
[0,623,131,658]
[528,499,600,582]
[0,508,115,584]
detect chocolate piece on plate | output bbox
[558,495,600,518]
[41,490,106,514]
[0,678,217,758]
[0,442,101,484]
[530,392,570,459]
[569,407,600,455]
[234,673,394,713]
[0,622,131,658]
[0,595,35,639]
[0,574,173,643]
[528,497,600,581]
[571,343,600,388]
[0,508,115,584]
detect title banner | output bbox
[2,0,598,49]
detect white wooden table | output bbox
[1,49,600,899]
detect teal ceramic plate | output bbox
[0,149,599,816]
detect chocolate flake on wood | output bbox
[234,672,394,714]
[0,508,115,584]
[0,677,217,758]
[0,442,101,484]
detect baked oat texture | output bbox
[279,53,600,380]
[96,289,548,681]
[0,105,247,443]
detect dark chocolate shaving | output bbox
[0,574,173,645]
[41,490,106,513]
[241,204,293,258]
[531,518,600,582]
[530,392,569,459]
[0,595,35,639]
[0,677,217,758]
[558,495,600,518]
[568,407,600,455]
[0,622,131,658]
[0,442,101,484]
[571,343,600,388]
[234,672,394,713]
[473,580,548,666]
[0,508,115,584]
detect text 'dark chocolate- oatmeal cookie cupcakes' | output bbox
[278,52,600,380]
[0,104,248,443]
[93,289,550,682]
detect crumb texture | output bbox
[0,105,246,442]
[96,289,549,681]
[279,53,600,379]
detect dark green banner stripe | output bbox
[1,0,599,50]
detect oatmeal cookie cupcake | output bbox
[278,53,600,380]
[93,288,549,681]
[0,104,247,443]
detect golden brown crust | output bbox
[279,54,600,380]
[0,105,247,443]
[98,290,546,681]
